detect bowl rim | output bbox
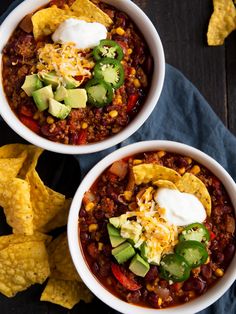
[0,0,165,155]
[68,140,236,314]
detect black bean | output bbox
[223,244,235,266]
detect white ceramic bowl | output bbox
[0,0,165,155]
[68,140,236,314]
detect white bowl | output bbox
[0,0,165,155]
[68,140,236,314]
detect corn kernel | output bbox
[46,116,54,124]
[33,111,40,120]
[85,202,95,211]
[190,165,201,175]
[116,27,125,36]
[98,242,104,251]
[109,110,118,118]
[178,167,186,175]
[158,298,162,306]
[146,283,155,292]
[133,159,142,165]
[107,277,112,285]
[215,268,224,277]
[133,78,141,88]
[204,256,210,264]
[130,68,136,76]
[81,122,88,129]
[89,223,98,232]
[124,191,132,201]
[188,291,195,298]
[186,157,192,165]
[127,48,133,55]
[157,150,166,158]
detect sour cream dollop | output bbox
[155,188,206,226]
[52,18,107,49]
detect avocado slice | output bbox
[64,89,87,108]
[129,253,150,277]
[109,217,121,229]
[40,72,60,90]
[112,242,135,264]
[63,76,80,89]
[107,223,126,248]
[48,98,71,119]
[32,85,54,112]
[54,86,68,102]
[21,74,43,96]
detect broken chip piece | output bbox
[0,241,50,297]
[40,278,93,309]
[207,0,236,45]
[175,172,212,216]
[133,164,181,185]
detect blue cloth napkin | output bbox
[1,1,236,314]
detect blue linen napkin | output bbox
[1,2,236,314]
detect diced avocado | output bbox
[54,86,68,102]
[21,74,43,96]
[40,72,60,90]
[129,253,150,277]
[140,242,148,260]
[32,85,54,112]
[64,89,87,108]
[120,220,142,244]
[48,98,71,119]
[109,217,121,229]
[112,242,135,264]
[63,76,80,89]
[107,223,126,248]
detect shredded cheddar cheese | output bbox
[37,42,94,82]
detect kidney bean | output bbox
[87,242,99,259]
[212,252,224,264]
[223,244,235,266]
[94,209,105,221]
[201,264,212,280]
[145,266,158,282]
[143,55,153,75]
[126,290,141,303]
[147,292,159,308]
[183,277,206,295]
[159,280,168,289]
[174,157,188,168]
[80,232,90,244]
[79,207,87,218]
[92,262,99,274]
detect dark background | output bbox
[0,0,236,313]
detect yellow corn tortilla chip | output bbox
[70,0,113,27]
[175,172,211,216]
[26,169,65,230]
[39,198,72,233]
[0,178,34,235]
[40,278,93,309]
[32,0,112,39]
[0,241,50,297]
[153,179,178,190]
[47,233,81,282]
[0,233,52,251]
[0,153,27,178]
[207,0,236,45]
[133,164,181,185]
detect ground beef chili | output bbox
[78,151,236,309]
[2,0,153,145]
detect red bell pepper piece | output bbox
[111,263,141,291]
[72,129,87,145]
[20,115,40,133]
[19,105,34,117]
[127,94,139,113]
[210,231,216,240]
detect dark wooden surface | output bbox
[0,1,236,314]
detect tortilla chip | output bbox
[175,172,212,216]
[26,170,65,230]
[0,233,52,251]
[0,241,50,297]
[47,233,81,282]
[32,0,112,39]
[133,164,181,185]
[153,179,178,190]
[40,278,93,309]
[0,153,27,178]
[39,198,72,233]
[207,0,236,45]
[70,0,113,27]
[0,178,34,235]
